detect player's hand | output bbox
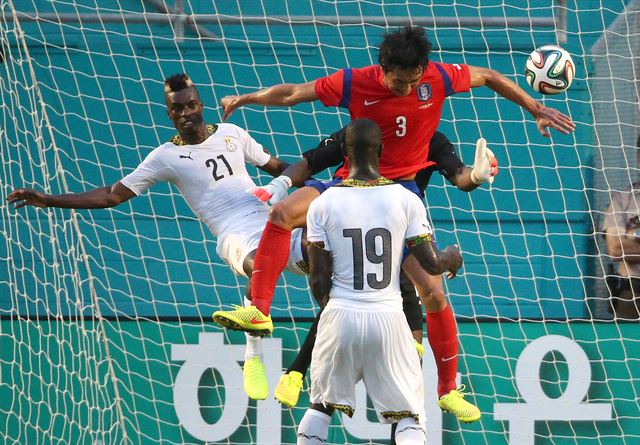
[534,105,576,137]
[220,95,244,121]
[443,244,463,279]
[252,176,292,204]
[470,138,498,185]
[7,188,49,209]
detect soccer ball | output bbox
[525,45,575,94]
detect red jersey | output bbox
[314,63,470,179]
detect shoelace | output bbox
[454,384,470,397]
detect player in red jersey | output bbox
[214,25,575,422]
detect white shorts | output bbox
[218,228,306,278]
[309,303,424,424]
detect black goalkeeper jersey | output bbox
[301,128,464,197]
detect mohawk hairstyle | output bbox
[378,25,432,72]
[164,73,195,93]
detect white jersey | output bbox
[306,180,433,310]
[121,123,271,261]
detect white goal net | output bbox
[1,1,638,444]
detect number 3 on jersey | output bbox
[395,116,407,137]
[343,227,392,290]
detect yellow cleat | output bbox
[414,340,425,360]
[274,371,304,407]
[438,385,481,423]
[213,305,273,336]
[243,356,268,400]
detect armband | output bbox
[405,233,434,248]
[307,240,326,250]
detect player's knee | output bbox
[268,202,297,229]
[417,286,447,312]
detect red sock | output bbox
[250,222,292,315]
[426,305,459,397]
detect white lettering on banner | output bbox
[494,335,612,444]
[171,333,282,444]
[172,333,611,444]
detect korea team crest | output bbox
[417,83,432,101]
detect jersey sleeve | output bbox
[314,70,346,107]
[235,126,271,166]
[306,197,331,250]
[427,131,464,181]
[120,147,171,196]
[302,127,346,174]
[405,193,434,240]
[435,62,471,96]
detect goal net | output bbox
[1,1,638,444]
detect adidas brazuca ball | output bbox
[525,45,575,94]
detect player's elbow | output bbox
[103,193,126,208]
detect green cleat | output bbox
[274,371,304,408]
[243,356,268,400]
[438,384,481,423]
[213,305,273,336]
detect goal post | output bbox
[1,1,638,444]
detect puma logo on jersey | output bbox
[179,152,194,160]
[364,99,382,106]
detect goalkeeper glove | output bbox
[470,138,498,185]
[252,175,292,204]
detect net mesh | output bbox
[1,1,638,444]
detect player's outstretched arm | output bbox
[468,65,576,137]
[408,239,463,279]
[220,81,318,121]
[257,155,290,178]
[253,128,346,204]
[447,138,499,191]
[253,158,311,204]
[7,181,135,210]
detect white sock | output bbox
[394,417,426,445]
[297,408,331,445]
[244,297,262,361]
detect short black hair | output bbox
[344,119,382,162]
[164,73,195,93]
[378,25,432,72]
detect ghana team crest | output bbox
[417,83,432,101]
[225,137,238,152]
